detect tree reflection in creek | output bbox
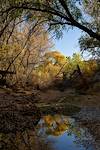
[37,115,95,150]
[37,115,72,136]
[0,115,96,150]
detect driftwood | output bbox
[0,70,16,87]
[70,65,82,79]
[70,65,89,90]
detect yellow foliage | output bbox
[43,115,54,126]
[82,60,98,77]
[43,115,70,136]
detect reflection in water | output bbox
[0,115,96,150]
[37,115,95,150]
[38,115,71,136]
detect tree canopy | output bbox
[0,0,100,41]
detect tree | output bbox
[79,0,100,58]
[0,0,100,42]
[0,22,52,87]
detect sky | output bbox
[53,28,82,57]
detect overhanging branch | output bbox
[0,1,100,41]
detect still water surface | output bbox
[0,114,95,150]
[37,115,95,150]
